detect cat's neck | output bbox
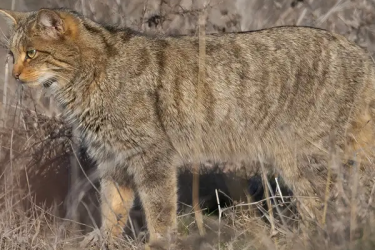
[53,20,150,126]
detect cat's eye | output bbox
[26,49,37,59]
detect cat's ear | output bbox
[0,9,27,27]
[36,9,65,39]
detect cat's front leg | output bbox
[100,178,135,239]
[131,144,178,247]
[79,177,135,247]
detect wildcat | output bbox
[1,7,375,248]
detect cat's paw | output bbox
[79,228,102,248]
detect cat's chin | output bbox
[21,82,42,88]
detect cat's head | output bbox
[0,8,84,90]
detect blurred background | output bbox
[0,0,374,248]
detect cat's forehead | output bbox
[10,13,36,51]
[11,27,27,50]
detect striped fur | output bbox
[1,8,375,246]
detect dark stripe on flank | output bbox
[154,40,172,141]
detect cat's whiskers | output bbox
[33,68,95,89]
[37,69,69,82]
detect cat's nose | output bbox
[12,70,21,81]
[13,65,23,81]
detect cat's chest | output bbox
[81,128,141,168]
[79,127,108,158]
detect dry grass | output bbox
[0,0,375,249]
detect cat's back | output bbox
[162,25,364,55]
[150,26,375,159]
[99,25,375,157]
